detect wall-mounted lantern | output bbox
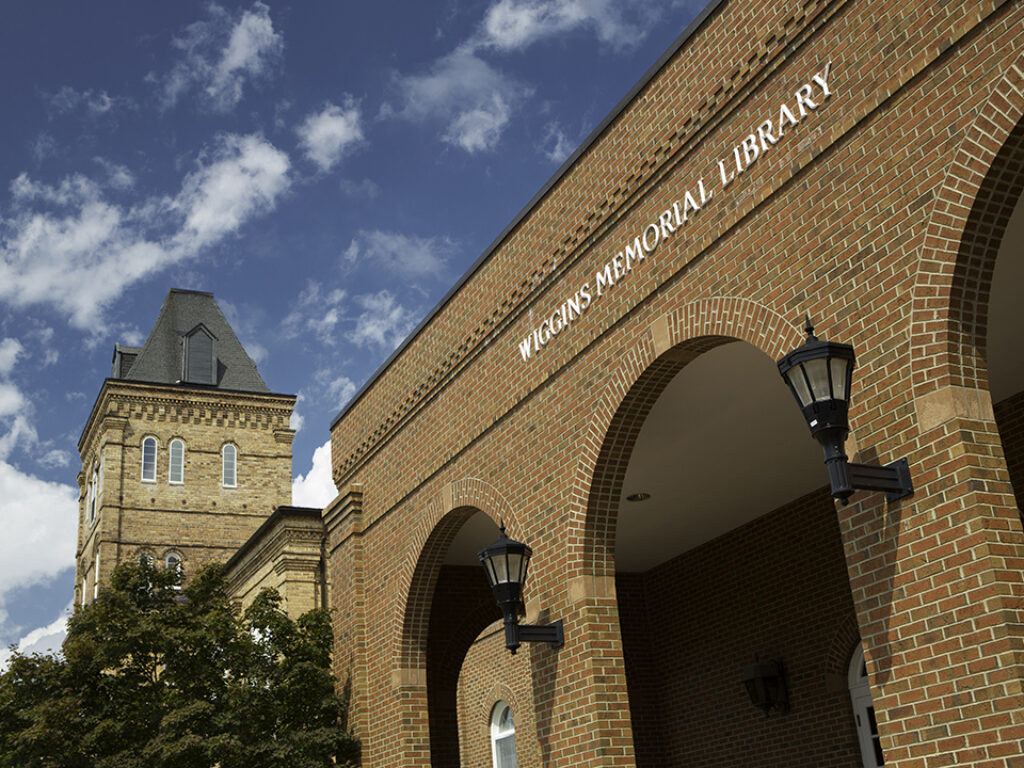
[742,659,789,716]
[478,523,564,655]
[777,318,913,505]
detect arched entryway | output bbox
[584,332,873,766]
[392,501,503,767]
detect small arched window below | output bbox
[141,437,157,483]
[490,701,517,768]
[849,644,885,767]
[165,552,183,589]
[222,444,237,488]
[169,439,184,485]
[138,551,155,568]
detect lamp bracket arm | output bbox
[847,457,913,501]
[516,619,564,649]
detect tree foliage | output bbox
[0,561,358,768]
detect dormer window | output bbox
[183,325,216,385]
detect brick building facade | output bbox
[324,1,1024,766]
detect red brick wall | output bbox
[618,487,862,768]
[324,2,1024,766]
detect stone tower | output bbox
[75,289,296,605]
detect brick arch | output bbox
[909,58,1024,400]
[393,477,519,672]
[567,296,803,578]
[824,612,862,678]
[481,682,523,726]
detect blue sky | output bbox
[0,0,707,664]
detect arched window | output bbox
[86,469,96,523]
[169,439,184,485]
[849,645,885,767]
[89,462,99,522]
[222,444,237,488]
[490,701,517,768]
[165,552,183,589]
[96,455,104,509]
[138,551,154,567]
[141,437,157,482]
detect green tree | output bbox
[0,561,358,768]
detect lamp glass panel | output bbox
[803,357,832,401]
[830,357,850,401]
[505,552,524,584]
[492,554,510,583]
[483,558,498,587]
[785,367,813,407]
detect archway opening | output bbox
[422,509,503,768]
[987,184,1024,515]
[601,339,869,766]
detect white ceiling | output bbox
[615,342,824,571]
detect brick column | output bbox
[324,484,369,757]
[842,395,1024,767]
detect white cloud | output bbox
[155,2,283,112]
[291,440,336,509]
[0,134,290,330]
[0,384,27,419]
[383,48,531,153]
[0,461,77,607]
[289,408,304,433]
[39,449,71,469]
[541,121,574,163]
[171,133,290,252]
[282,282,348,344]
[477,0,651,52]
[349,291,418,351]
[43,86,129,117]
[338,178,380,199]
[296,100,364,172]
[0,339,22,376]
[32,134,57,163]
[0,600,71,673]
[343,229,454,278]
[0,416,36,461]
[383,0,678,152]
[323,374,357,411]
[93,158,135,190]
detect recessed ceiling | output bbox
[616,341,825,571]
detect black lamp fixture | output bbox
[742,659,789,716]
[477,522,564,655]
[777,317,913,505]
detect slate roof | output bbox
[113,289,269,393]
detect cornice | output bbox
[79,379,296,451]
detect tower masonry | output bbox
[75,289,296,605]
